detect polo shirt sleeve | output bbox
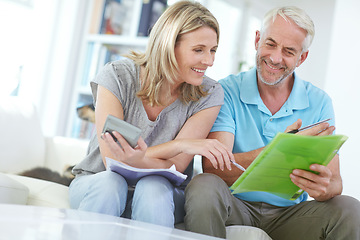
[210,76,237,135]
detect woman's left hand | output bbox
[102,131,147,165]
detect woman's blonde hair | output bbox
[125,0,219,106]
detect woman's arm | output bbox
[96,85,233,173]
[144,105,233,173]
[95,85,126,166]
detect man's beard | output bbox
[256,53,297,86]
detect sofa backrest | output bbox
[0,97,46,173]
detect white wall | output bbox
[324,0,360,200]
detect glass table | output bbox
[0,204,221,240]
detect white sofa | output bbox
[0,96,89,208]
[0,96,272,240]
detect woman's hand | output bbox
[177,138,234,171]
[102,131,147,165]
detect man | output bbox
[184,6,360,240]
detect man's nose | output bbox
[269,48,283,64]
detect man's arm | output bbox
[202,131,263,186]
[203,120,338,187]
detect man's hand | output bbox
[285,119,335,136]
[290,161,342,201]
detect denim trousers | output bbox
[69,170,185,227]
[185,173,360,239]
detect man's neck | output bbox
[257,74,294,115]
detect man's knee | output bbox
[186,173,227,196]
[330,195,360,222]
[185,173,229,212]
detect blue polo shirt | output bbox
[211,67,335,206]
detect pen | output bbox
[230,160,246,171]
[287,118,331,134]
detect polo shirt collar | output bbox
[240,67,309,116]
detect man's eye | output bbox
[285,50,295,56]
[266,43,275,47]
[194,49,202,52]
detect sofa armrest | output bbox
[44,136,89,173]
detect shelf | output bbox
[86,34,148,46]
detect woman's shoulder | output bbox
[109,58,137,73]
[202,75,222,92]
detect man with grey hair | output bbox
[184,6,360,239]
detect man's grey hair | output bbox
[261,6,315,52]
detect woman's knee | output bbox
[70,171,128,206]
[135,175,174,196]
[90,171,128,194]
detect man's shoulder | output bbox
[300,79,331,99]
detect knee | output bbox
[95,171,127,190]
[83,171,128,200]
[185,173,227,209]
[134,176,174,203]
[185,173,226,197]
[330,195,360,221]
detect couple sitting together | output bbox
[68,1,360,239]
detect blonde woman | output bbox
[69,1,233,227]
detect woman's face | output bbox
[174,26,218,86]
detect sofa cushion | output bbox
[226,225,272,240]
[0,173,29,204]
[7,174,70,209]
[0,97,46,173]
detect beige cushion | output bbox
[0,97,45,173]
[6,174,70,208]
[0,173,29,204]
[226,225,272,240]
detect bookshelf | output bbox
[67,0,167,139]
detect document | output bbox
[105,157,187,186]
[230,133,348,200]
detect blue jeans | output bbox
[69,171,185,227]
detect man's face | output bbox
[255,16,308,86]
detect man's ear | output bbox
[296,51,309,67]
[255,30,261,50]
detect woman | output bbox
[69,0,233,227]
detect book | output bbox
[230,133,348,200]
[105,157,187,186]
[137,0,167,36]
[99,0,125,35]
[88,0,105,34]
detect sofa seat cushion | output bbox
[6,174,70,209]
[0,173,29,205]
[0,97,46,173]
[226,225,272,240]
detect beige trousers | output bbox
[185,173,360,240]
